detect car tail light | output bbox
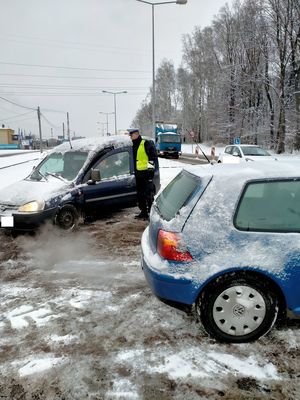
[157,229,193,262]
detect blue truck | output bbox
[155,122,181,159]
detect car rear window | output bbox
[234,179,300,232]
[155,171,200,221]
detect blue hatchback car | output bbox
[141,161,300,343]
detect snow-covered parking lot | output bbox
[0,151,300,399]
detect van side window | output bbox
[94,151,130,180]
[234,180,300,232]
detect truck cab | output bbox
[155,122,181,159]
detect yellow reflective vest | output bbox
[136,140,149,171]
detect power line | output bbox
[0,92,147,97]
[0,94,66,116]
[42,107,66,114]
[0,95,36,110]
[0,104,23,114]
[40,113,61,129]
[0,61,151,74]
[0,110,35,122]
[5,115,37,124]
[0,73,149,80]
[0,84,149,90]
[0,33,149,55]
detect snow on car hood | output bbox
[0,178,69,206]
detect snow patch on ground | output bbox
[5,305,58,329]
[14,356,65,377]
[116,346,280,383]
[107,378,139,399]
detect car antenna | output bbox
[68,135,73,149]
[195,142,213,165]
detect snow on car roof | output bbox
[183,160,300,181]
[51,135,132,154]
[227,144,262,147]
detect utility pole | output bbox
[66,112,72,148]
[136,0,188,139]
[37,106,43,153]
[102,91,127,134]
[67,112,70,141]
[63,122,65,140]
[99,112,114,135]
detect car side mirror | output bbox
[91,169,101,182]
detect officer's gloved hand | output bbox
[147,161,155,179]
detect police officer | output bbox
[128,128,158,220]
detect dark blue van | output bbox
[0,136,160,231]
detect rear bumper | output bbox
[141,229,199,305]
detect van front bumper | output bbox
[0,207,57,231]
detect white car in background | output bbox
[218,144,277,163]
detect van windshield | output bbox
[29,151,89,181]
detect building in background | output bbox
[0,126,19,149]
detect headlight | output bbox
[18,200,45,213]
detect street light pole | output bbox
[102,90,127,134]
[99,112,114,135]
[136,0,187,139]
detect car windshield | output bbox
[242,146,270,156]
[29,151,89,182]
[158,134,181,144]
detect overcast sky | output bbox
[0,0,232,139]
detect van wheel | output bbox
[197,276,278,343]
[55,205,79,231]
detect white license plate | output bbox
[1,215,14,227]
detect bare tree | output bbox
[132,0,300,152]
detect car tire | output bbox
[197,275,278,343]
[55,205,79,231]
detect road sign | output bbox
[234,137,241,144]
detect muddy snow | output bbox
[0,208,299,400]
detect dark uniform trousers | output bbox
[135,170,155,215]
